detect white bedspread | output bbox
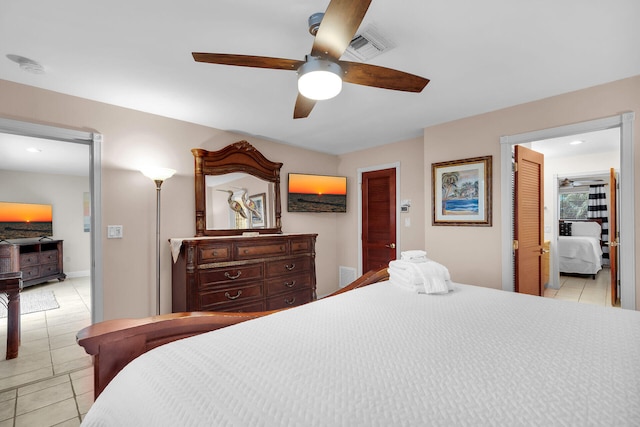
[83,282,640,426]
[558,236,603,274]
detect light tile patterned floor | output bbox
[544,267,619,307]
[0,276,93,426]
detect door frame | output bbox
[357,162,400,276]
[0,117,104,322]
[500,112,635,310]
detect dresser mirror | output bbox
[193,141,283,236]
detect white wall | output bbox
[423,75,640,309]
[0,170,91,276]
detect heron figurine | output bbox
[234,187,262,220]
[217,189,247,218]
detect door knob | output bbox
[385,243,396,249]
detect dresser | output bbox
[171,234,317,312]
[0,239,66,287]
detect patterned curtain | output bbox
[587,184,609,265]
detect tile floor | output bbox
[0,276,93,426]
[544,267,619,307]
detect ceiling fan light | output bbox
[297,59,342,101]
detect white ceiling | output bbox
[0,133,89,176]
[1,0,639,158]
[531,128,620,159]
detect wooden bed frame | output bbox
[77,268,389,399]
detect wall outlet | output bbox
[107,225,123,239]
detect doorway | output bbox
[531,128,620,303]
[500,113,635,310]
[0,117,103,321]
[357,162,401,276]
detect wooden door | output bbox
[514,145,544,296]
[362,168,396,272]
[609,168,618,305]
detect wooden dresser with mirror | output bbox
[171,141,317,312]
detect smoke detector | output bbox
[6,54,45,74]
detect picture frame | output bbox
[432,155,492,226]
[249,193,266,227]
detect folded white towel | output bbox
[389,260,453,294]
[400,250,427,262]
[389,270,421,292]
[388,266,424,286]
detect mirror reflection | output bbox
[206,173,274,230]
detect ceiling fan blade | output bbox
[339,61,429,92]
[192,53,304,71]
[311,0,372,60]
[293,93,317,119]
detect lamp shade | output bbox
[297,59,343,101]
[141,167,176,182]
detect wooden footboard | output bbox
[77,268,388,399]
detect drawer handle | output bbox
[225,290,243,300]
[284,263,296,271]
[224,271,242,280]
[284,297,296,305]
[284,280,296,288]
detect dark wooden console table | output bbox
[0,271,22,359]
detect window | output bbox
[559,192,588,219]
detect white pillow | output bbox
[570,221,601,238]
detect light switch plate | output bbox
[107,225,123,239]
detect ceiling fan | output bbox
[560,177,605,187]
[192,0,429,119]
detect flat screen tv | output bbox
[288,173,347,213]
[0,201,53,241]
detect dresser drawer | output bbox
[40,251,58,264]
[265,272,311,296]
[266,289,312,310]
[266,257,310,278]
[198,243,232,263]
[39,263,59,276]
[199,284,263,308]
[234,241,287,260]
[198,264,263,289]
[217,300,265,313]
[20,266,40,280]
[290,238,314,254]
[19,253,39,267]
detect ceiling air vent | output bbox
[344,24,395,62]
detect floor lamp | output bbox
[141,167,176,315]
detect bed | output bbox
[77,268,640,425]
[558,220,603,278]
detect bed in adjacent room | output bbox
[558,219,604,278]
[77,267,640,426]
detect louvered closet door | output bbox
[514,145,544,296]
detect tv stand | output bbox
[0,239,66,288]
